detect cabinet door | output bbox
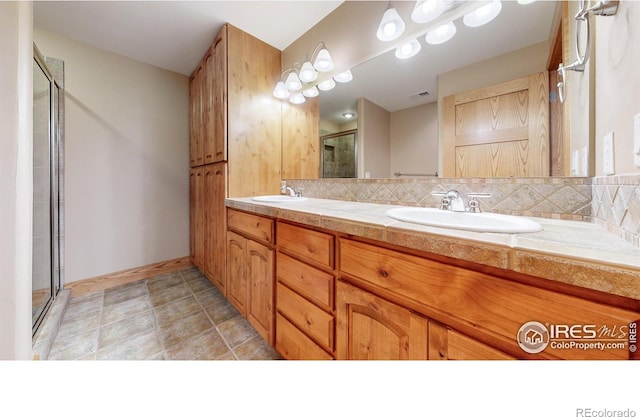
[226,230,247,315]
[190,167,205,269]
[189,73,199,167]
[212,27,227,162]
[202,50,215,165]
[247,239,274,344]
[429,321,514,360]
[336,280,428,360]
[204,163,227,294]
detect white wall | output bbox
[357,98,390,178]
[390,102,438,178]
[33,29,190,284]
[0,1,33,360]
[594,1,640,176]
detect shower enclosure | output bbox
[32,44,64,336]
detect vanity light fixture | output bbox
[463,0,502,28]
[334,69,353,83]
[376,2,406,41]
[273,42,351,104]
[425,21,456,45]
[517,0,536,4]
[395,38,422,59]
[411,0,445,24]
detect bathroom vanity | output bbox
[224,197,640,360]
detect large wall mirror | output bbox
[316,0,572,179]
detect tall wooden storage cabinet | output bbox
[189,24,282,297]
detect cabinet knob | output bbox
[379,269,389,278]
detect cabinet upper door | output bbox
[212,27,227,163]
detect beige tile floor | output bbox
[48,266,282,360]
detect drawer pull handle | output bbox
[379,269,389,278]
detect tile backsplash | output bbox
[285,177,593,221]
[592,174,640,248]
[285,175,640,248]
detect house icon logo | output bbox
[517,321,549,354]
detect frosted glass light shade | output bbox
[425,21,456,45]
[299,61,318,83]
[285,72,302,91]
[411,0,445,23]
[376,5,405,41]
[313,48,334,72]
[395,38,421,59]
[302,86,319,98]
[273,81,290,99]
[463,0,502,27]
[317,78,336,91]
[289,92,305,104]
[517,0,536,4]
[334,70,353,83]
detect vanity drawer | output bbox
[277,252,334,311]
[429,321,514,360]
[339,238,640,359]
[277,283,334,351]
[276,313,333,360]
[227,209,273,244]
[277,222,334,268]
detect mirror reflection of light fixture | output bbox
[334,70,353,83]
[411,0,445,23]
[395,38,422,59]
[303,86,319,98]
[377,2,406,41]
[343,112,356,119]
[289,91,305,104]
[463,0,502,27]
[318,78,336,91]
[425,21,456,45]
[285,71,302,91]
[272,81,290,99]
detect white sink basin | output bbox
[386,207,543,233]
[251,195,308,203]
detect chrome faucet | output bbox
[280,181,303,197]
[432,190,491,213]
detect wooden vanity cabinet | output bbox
[337,237,639,360]
[189,167,205,270]
[227,209,275,344]
[275,222,337,359]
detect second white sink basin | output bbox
[252,195,308,203]
[386,207,543,233]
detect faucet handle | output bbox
[431,191,449,210]
[295,187,304,197]
[467,193,491,213]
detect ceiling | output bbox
[34,1,557,124]
[33,1,344,76]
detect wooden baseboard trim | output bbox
[65,256,192,297]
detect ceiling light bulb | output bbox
[425,21,457,45]
[289,92,305,104]
[334,70,353,83]
[343,112,356,119]
[313,48,334,72]
[299,61,318,83]
[273,81,290,99]
[463,0,502,28]
[317,78,336,91]
[302,86,319,98]
[285,71,302,91]
[517,0,536,4]
[411,0,445,23]
[376,4,406,41]
[395,38,421,59]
